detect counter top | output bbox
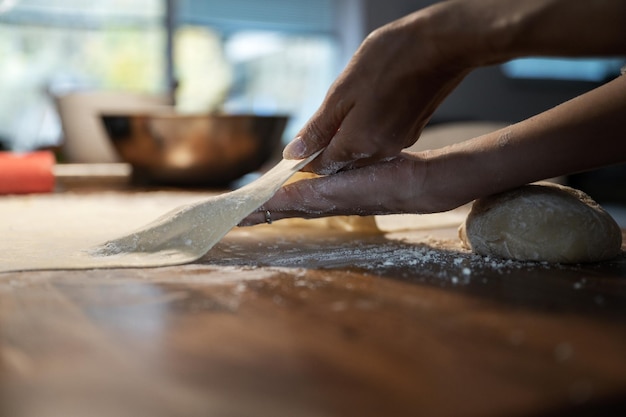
[1,194,625,417]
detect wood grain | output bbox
[1,223,625,417]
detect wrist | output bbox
[420,0,626,66]
[411,0,520,69]
[408,148,481,213]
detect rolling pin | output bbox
[0,151,55,194]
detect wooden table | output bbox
[1,188,626,417]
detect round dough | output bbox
[459,182,622,263]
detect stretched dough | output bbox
[0,154,318,272]
[0,192,209,273]
[459,183,622,263]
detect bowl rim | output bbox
[99,111,290,121]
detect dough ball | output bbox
[459,182,622,263]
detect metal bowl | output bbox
[101,113,288,187]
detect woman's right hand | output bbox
[282,0,626,176]
[282,2,479,174]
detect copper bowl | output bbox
[101,113,288,187]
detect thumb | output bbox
[283,94,351,160]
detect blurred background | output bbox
[0,0,624,199]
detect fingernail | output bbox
[283,137,307,159]
[237,218,255,227]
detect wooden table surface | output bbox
[1,188,626,417]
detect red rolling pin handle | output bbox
[0,151,55,194]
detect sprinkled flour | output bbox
[209,231,564,287]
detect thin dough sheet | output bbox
[0,192,210,273]
[0,192,468,273]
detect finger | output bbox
[238,178,344,226]
[305,103,412,175]
[239,156,420,226]
[304,69,469,174]
[283,84,353,160]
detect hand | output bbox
[243,70,626,227]
[282,6,472,175]
[258,0,626,226]
[282,0,626,176]
[240,152,471,226]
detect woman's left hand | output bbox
[239,152,467,226]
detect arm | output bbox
[284,0,626,174]
[422,73,626,211]
[241,74,626,225]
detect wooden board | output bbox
[1,222,626,417]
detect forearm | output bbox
[425,74,626,208]
[417,0,626,67]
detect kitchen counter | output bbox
[1,180,626,417]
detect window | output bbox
[174,0,348,141]
[1,0,359,152]
[502,57,625,82]
[0,0,165,151]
